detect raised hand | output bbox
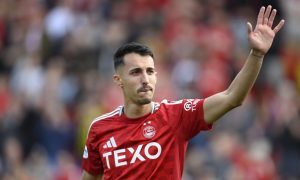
[247,5,285,56]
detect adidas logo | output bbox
[103,137,117,149]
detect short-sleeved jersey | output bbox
[82,99,212,179]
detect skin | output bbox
[82,5,285,180]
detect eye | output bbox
[147,68,155,75]
[129,69,140,75]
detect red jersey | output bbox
[82,99,212,179]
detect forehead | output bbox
[122,53,154,70]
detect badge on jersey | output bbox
[184,99,199,112]
[142,121,156,139]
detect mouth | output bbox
[137,86,153,93]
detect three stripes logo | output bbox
[103,137,117,149]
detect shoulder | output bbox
[160,99,183,106]
[153,99,184,113]
[158,99,204,111]
[88,106,123,133]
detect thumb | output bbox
[247,22,253,35]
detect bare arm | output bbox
[204,5,285,124]
[82,170,103,180]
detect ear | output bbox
[113,74,123,88]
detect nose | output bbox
[141,72,149,85]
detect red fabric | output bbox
[82,99,212,179]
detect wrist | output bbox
[251,49,265,58]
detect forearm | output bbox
[226,49,264,106]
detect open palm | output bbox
[247,5,285,55]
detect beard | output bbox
[135,86,154,105]
[136,98,152,105]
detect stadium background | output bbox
[0,0,299,179]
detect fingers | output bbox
[263,5,272,25]
[273,19,285,34]
[256,6,265,26]
[256,5,285,34]
[268,9,277,27]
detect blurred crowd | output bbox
[0,0,299,179]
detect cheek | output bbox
[150,76,157,85]
[123,80,139,92]
[123,86,134,97]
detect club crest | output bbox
[143,125,156,139]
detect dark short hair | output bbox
[113,42,154,70]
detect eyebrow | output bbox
[129,67,155,71]
[146,67,156,71]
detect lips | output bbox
[138,86,152,93]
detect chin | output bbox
[137,98,152,105]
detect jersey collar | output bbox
[119,102,156,116]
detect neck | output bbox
[123,102,152,119]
